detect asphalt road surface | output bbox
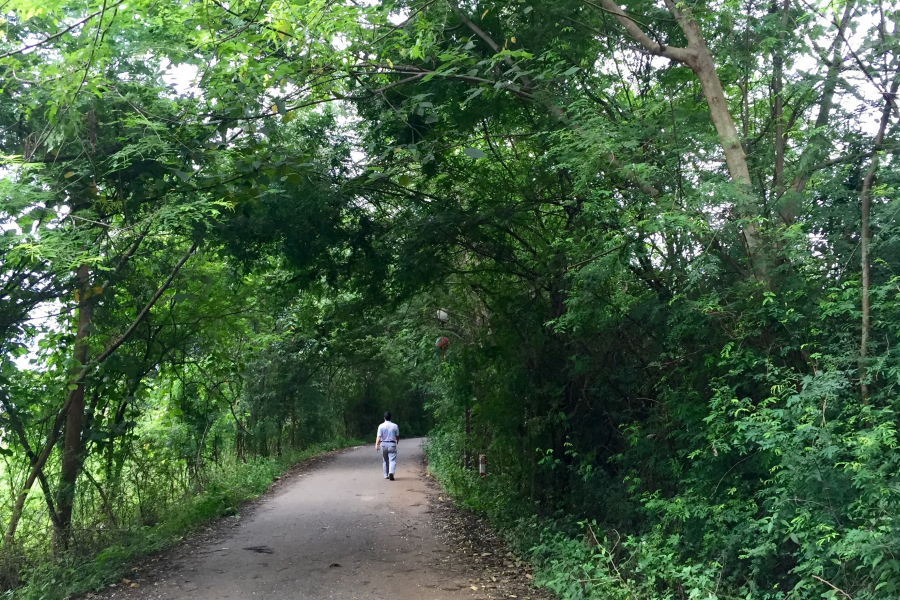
[112,439,491,600]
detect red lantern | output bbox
[435,336,450,364]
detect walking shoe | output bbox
[389,473,395,481]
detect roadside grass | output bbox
[4,437,365,600]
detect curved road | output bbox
[121,439,481,600]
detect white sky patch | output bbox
[12,300,65,370]
[388,9,409,25]
[162,60,202,98]
[0,176,73,370]
[332,33,351,51]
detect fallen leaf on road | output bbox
[130,583,139,588]
[471,585,478,590]
[525,574,533,580]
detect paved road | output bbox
[123,439,478,600]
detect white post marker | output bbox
[479,454,486,477]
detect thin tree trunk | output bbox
[595,0,750,183]
[859,78,898,401]
[450,0,661,197]
[3,226,152,546]
[742,3,750,139]
[4,387,76,547]
[230,400,247,462]
[276,422,282,456]
[0,398,62,540]
[56,263,93,541]
[80,467,118,529]
[689,44,751,185]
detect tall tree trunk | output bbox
[859,79,898,401]
[291,408,297,449]
[596,0,751,184]
[688,48,751,186]
[276,422,282,456]
[57,263,93,542]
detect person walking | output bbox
[376,412,400,480]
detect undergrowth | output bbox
[424,431,751,600]
[426,433,653,600]
[4,438,364,600]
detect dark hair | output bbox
[384,411,391,421]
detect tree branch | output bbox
[586,0,694,63]
[859,76,898,401]
[93,242,198,366]
[0,0,125,60]
[370,0,436,46]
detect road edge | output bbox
[421,455,556,600]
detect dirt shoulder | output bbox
[423,473,553,600]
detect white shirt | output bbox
[378,421,399,443]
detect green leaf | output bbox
[461,87,483,107]
[463,148,487,159]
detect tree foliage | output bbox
[2,0,900,597]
